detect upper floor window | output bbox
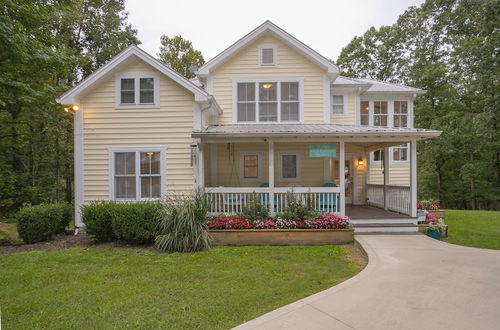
[116,73,159,109]
[360,101,369,125]
[373,101,388,126]
[259,45,276,66]
[236,80,301,123]
[393,101,408,127]
[332,95,346,116]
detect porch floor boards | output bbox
[346,205,412,219]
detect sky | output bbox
[125,0,425,62]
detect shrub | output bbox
[155,191,211,253]
[277,192,319,221]
[111,203,160,244]
[16,203,72,244]
[241,193,269,222]
[81,201,117,243]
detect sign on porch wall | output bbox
[309,144,337,157]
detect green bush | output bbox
[277,192,319,221]
[111,203,160,244]
[16,203,72,244]
[155,191,211,253]
[82,202,118,243]
[241,192,269,222]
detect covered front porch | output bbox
[192,124,439,218]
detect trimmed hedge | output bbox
[16,203,73,244]
[82,202,160,244]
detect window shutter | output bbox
[261,48,275,65]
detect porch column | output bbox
[383,147,390,210]
[268,140,275,216]
[410,140,417,217]
[339,141,345,216]
[197,142,205,189]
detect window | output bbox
[373,101,388,126]
[332,95,345,115]
[259,45,276,66]
[279,152,300,180]
[239,152,262,181]
[372,149,384,162]
[112,149,163,200]
[236,80,302,123]
[116,73,159,108]
[393,101,408,128]
[392,144,408,161]
[360,101,369,125]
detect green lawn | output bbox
[443,210,500,250]
[0,245,363,329]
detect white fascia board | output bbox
[197,20,340,76]
[57,46,210,105]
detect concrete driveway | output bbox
[234,235,500,330]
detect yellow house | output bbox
[58,21,440,232]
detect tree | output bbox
[157,35,204,79]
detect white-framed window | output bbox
[115,72,160,109]
[392,144,408,162]
[239,152,262,182]
[331,94,346,116]
[371,149,384,163]
[234,79,303,123]
[373,101,388,126]
[109,147,165,200]
[360,101,370,125]
[393,101,408,128]
[279,152,300,181]
[258,45,277,66]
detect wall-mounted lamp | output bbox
[356,157,365,169]
[63,104,80,113]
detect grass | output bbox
[0,222,22,245]
[443,210,500,250]
[0,245,363,329]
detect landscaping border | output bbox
[209,229,354,246]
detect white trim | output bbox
[239,151,263,182]
[57,46,209,105]
[197,21,340,79]
[108,147,166,201]
[355,89,361,125]
[268,141,275,216]
[232,78,304,124]
[390,143,409,164]
[278,151,301,182]
[258,44,277,66]
[74,105,84,227]
[339,141,345,216]
[331,93,347,117]
[410,140,417,217]
[383,147,390,210]
[114,72,160,109]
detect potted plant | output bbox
[418,200,445,219]
[426,223,442,240]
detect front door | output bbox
[332,159,353,204]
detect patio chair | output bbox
[317,182,338,212]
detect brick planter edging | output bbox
[209,229,354,246]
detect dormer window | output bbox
[259,45,276,66]
[116,73,160,109]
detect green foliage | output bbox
[111,203,161,245]
[336,0,500,210]
[81,202,117,242]
[241,193,269,221]
[157,35,204,78]
[15,203,72,244]
[277,192,319,221]
[155,192,211,253]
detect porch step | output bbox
[352,222,419,234]
[350,218,417,225]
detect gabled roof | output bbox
[57,46,211,105]
[197,20,340,79]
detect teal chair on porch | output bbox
[317,182,338,212]
[258,182,282,212]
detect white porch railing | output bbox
[366,184,411,215]
[205,187,340,215]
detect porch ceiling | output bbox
[192,124,441,146]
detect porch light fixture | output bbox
[262,83,273,89]
[146,152,154,157]
[356,157,365,169]
[64,104,79,113]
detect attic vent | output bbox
[260,46,276,66]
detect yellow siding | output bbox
[81,58,195,202]
[211,33,326,124]
[331,90,357,125]
[368,162,410,186]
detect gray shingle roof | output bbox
[193,124,440,138]
[332,76,424,94]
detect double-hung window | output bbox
[392,144,408,162]
[279,152,300,181]
[360,101,370,125]
[112,149,163,200]
[236,80,301,123]
[393,101,408,128]
[332,95,345,115]
[373,101,388,126]
[116,73,159,108]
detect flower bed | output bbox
[207,213,353,246]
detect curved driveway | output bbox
[235,235,500,330]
